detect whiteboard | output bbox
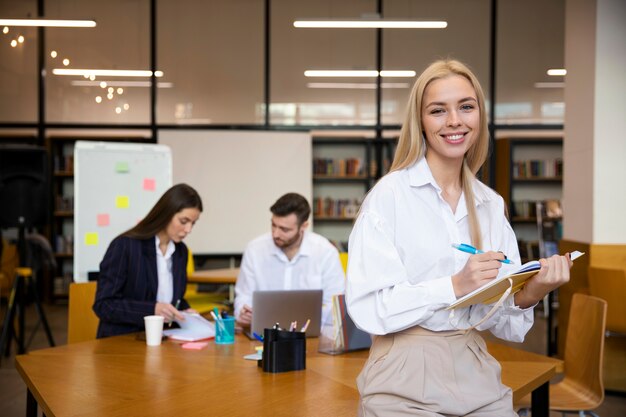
[159,130,311,254]
[74,141,173,282]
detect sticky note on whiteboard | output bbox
[97,213,110,226]
[116,195,130,208]
[85,233,99,246]
[115,161,129,173]
[143,178,156,191]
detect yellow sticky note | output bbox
[85,233,99,246]
[116,195,129,208]
[115,161,129,173]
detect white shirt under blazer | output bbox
[346,157,534,341]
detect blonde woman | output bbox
[346,60,572,416]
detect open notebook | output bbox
[447,250,584,310]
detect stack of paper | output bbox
[163,312,215,341]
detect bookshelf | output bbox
[311,136,397,250]
[494,137,563,263]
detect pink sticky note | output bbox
[143,178,156,191]
[181,341,210,350]
[97,214,110,227]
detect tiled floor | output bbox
[1,301,625,417]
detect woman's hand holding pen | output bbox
[155,302,185,323]
[452,252,507,298]
[514,254,572,309]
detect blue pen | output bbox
[252,332,264,343]
[452,243,514,264]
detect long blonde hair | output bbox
[391,59,489,248]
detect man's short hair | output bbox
[270,193,311,226]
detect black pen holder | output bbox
[259,328,306,373]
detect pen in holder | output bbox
[260,327,306,373]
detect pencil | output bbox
[169,299,181,328]
[300,319,311,333]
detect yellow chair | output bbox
[517,293,607,417]
[184,248,227,314]
[67,282,99,344]
[588,266,626,335]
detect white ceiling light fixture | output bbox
[294,19,447,29]
[547,69,567,76]
[304,70,415,78]
[53,69,164,77]
[307,82,410,89]
[70,80,173,88]
[534,82,565,89]
[0,19,96,28]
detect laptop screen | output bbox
[250,289,323,338]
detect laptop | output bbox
[246,289,323,338]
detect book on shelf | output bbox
[313,158,364,177]
[512,158,562,179]
[446,250,584,310]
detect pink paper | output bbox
[97,214,110,226]
[143,178,156,191]
[181,341,209,350]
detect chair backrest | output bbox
[68,282,99,344]
[563,293,607,403]
[588,266,626,334]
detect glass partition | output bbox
[45,0,151,124]
[0,1,38,123]
[157,0,264,125]
[271,0,377,126]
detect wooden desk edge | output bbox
[15,355,54,417]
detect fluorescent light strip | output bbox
[0,19,96,27]
[547,69,567,76]
[71,80,173,88]
[304,70,415,78]
[307,82,409,89]
[534,82,565,89]
[294,20,447,29]
[53,69,163,77]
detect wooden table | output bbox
[188,267,239,302]
[16,335,557,417]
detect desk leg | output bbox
[531,381,549,417]
[26,388,37,417]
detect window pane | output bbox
[382,0,491,125]
[496,0,565,125]
[158,0,264,125]
[45,0,150,124]
[271,0,377,126]
[0,1,38,123]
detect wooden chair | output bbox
[67,282,99,344]
[588,266,626,335]
[518,293,607,417]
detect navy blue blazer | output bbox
[93,235,191,338]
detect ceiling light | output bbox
[50,50,57,58]
[534,82,565,89]
[10,39,17,47]
[70,80,173,88]
[2,26,8,34]
[0,19,96,28]
[547,69,566,76]
[117,88,123,94]
[304,70,415,78]
[53,69,164,77]
[307,82,410,89]
[294,19,447,29]
[95,96,102,103]
[17,35,24,43]
[63,58,70,66]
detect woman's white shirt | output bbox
[346,158,534,342]
[155,236,175,303]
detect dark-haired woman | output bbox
[93,183,202,338]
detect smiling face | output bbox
[163,207,201,243]
[421,74,480,167]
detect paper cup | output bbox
[144,315,165,346]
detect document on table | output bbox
[163,312,215,341]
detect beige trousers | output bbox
[356,326,518,417]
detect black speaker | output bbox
[0,145,49,228]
